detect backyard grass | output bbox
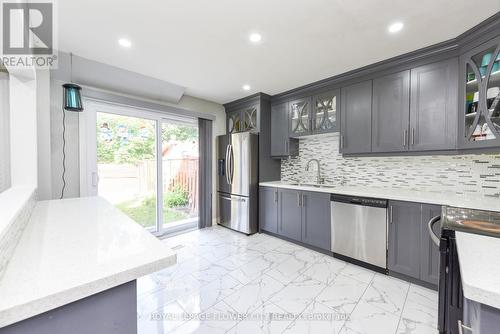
[116,197,187,228]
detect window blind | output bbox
[0,72,10,193]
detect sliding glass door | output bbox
[92,104,199,235]
[161,122,199,230]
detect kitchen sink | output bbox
[285,182,336,189]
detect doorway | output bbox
[81,101,199,236]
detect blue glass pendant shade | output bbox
[62,83,83,112]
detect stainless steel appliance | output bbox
[331,194,388,271]
[432,206,500,334]
[217,132,258,234]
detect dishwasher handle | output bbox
[330,194,387,208]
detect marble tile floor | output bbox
[137,225,438,334]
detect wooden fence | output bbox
[138,158,199,212]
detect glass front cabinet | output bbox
[313,89,340,134]
[227,105,259,134]
[460,36,500,148]
[289,90,339,137]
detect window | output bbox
[0,71,10,193]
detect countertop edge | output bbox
[0,254,176,328]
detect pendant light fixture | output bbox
[62,53,83,112]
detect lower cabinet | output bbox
[259,187,278,233]
[259,187,331,251]
[463,298,500,334]
[301,191,331,250]
[277,188,302,241]
[388,200,441,287]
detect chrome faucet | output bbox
[305,159,324,184]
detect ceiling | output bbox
[58,0,500,104]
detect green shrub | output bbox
[164,186,188,208]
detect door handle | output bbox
[228,144,234,185]
[458,320,473,334]
[220,195,245,202]
[428,215,441,246]
[225,145,231,185]
[91,172,99,187]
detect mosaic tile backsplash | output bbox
[281,133,500,198]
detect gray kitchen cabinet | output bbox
[463,298,500,334]
[459,35,500,149]
[259,187,278,233]
[278,188,302,241]
[271,102,298,157]
[409,58,458,151]
[289,97,313,137]
[388,201,421,279]
[372,71,410,152]
[420,204,441,286]
[340,80,373,154]
[312,89,340,134]
[301,191,331,250]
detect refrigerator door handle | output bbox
[228,144,234,185]
[225,144,231,185]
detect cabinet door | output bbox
[271,102,298,157]
[289,97,312,137]
[409,58,458,151]
[259,187,278,233]
[340,80,373,154]
[242,105,259,132]
[227,110,241,134]
[420,204,441,286]
[460,35,500,149]
[313,90,340,134]
[388,201,421,279]
[372,71,410,152]
[301,191,331,250]
[278,188,302,241]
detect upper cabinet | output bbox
[340,80,373,154]
[409,58,458,151]
[288,90,340,137]
[271,102,299,157]
[343,59,458,155]
[372,71,410,153]
[227,104,259,134]
[289,97,313,136]
[313,89,340,134]
[459,35,500,149]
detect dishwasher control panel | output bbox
[330,194,387,208]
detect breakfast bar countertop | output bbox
[0,196,176,328]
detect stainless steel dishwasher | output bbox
[331,194,388,271]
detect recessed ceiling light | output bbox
[242,84,251,91]
[249,33,262,43]
[118,38,132,48]
[388,22,404,34]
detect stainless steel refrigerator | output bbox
[217,132,258,234]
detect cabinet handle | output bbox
[402,130,407,147]
[284,139,288,154]
[458,320,473,334]
[411,128,415,146]
[297,192,301,207]
[301,194,305,207]
[389,206,393,224]
[340,135,345,149]
[274,190,278,203]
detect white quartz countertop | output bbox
[259,181,500,212]
[456,232,500,309]
[0,196,177,328]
